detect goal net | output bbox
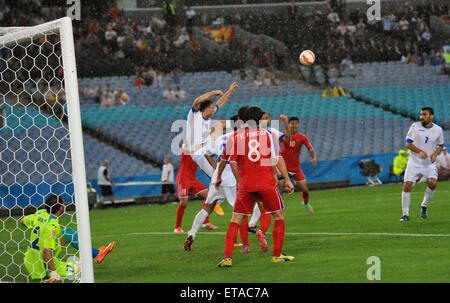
[0,17,93,283]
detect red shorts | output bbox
[234,187,284,215]
[176,179,207,199]
[288,166,305,182]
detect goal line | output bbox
[93,231,450,239]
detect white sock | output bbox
[401,191,411,217]
[421,187,435,208]
[189,209,209,239]
[249,204,261,227]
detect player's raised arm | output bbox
[216,82,239,109]
[280,114,291,142]
[193,90,223,111]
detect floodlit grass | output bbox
[2,181,449,283]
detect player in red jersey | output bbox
[248,111,292,245]
[215,106,295,267]
[174,145,216,233]
[280,116,317,213]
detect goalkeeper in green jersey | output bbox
[20,194,115,282]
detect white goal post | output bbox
[0,17,94,283]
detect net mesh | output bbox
[0,24,81,283]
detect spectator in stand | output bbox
[421,27,432,42]
[100,91,113,107]
[327,9,340,24]
[113,89,130,106]
[155,72,164,88]
[356,18,366,31]
[253,75,263,88]
[262,71,272,86]
[336,22,347,35]
[95,84,103,103]
[185,6,196,35]
[272,73,281,86]
[162,0,177,33]
[141,67,155,86]
[81,85,96,98]
[152,13,167,29]
[135,74,145,87]
[418,52,430,66]
[200,11,210,26]
[163,86,176,100]
[406,52,421,65]
[85,31,101,48]
[347,21,356,34]
[340,55,355,76]
[288,0,297,19]
[104,25,117,43]
[173,30,190,48]
[110,2,120,20]
[324,55,340,80]
[175,86,187,101]
[322,80,346,97]
[399,17,409,31]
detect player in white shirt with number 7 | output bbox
[400,107,445,222]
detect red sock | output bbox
[175,203,186,228]
[239,216,249,246]
[272,219,285,257]
[302,191,309,204]
[201,199,210,224]
[260,212,272,234]
[224,222,240,259]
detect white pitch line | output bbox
[93,231,450,239]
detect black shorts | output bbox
[162,184,175,194]
[100,185,113,196]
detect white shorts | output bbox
[205,184,237,208]
[404,162,438,183]
[192,153,214,178]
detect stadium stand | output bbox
[334,61,449,128]
[76,68,418,168]
[1,0,448,203]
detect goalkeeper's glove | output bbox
[46,271,61,282]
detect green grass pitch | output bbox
[1,181,449,283]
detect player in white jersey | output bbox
[186,82,239,178]
[184,115,244,252]
[400,107,445,221]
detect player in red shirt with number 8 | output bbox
[215,106,295,267]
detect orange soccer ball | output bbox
[299,50,316,66]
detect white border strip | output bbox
[94,231,450,238]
